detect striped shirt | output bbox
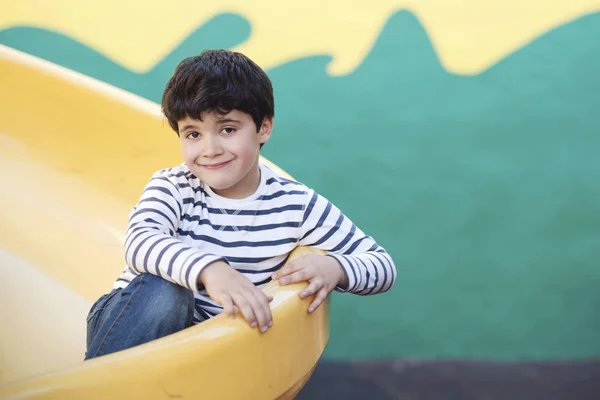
[116,162,396,323]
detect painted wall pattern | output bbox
[2,1,599,360]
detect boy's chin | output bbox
[195,171,235,189]
[204,178,240,192]
[208,182,235,191]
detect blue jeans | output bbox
[85,273,195,360]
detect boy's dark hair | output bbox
[161,50,274,136]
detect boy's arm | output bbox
[124,172,227,293]
[297,190,397,295]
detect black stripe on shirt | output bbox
[265,177,301,186]
[258,190,307,201]
[138,197,178,219]
[309,212,345,247]
[300,201,332,241]
[181,215,301,232]
[330,223,357,252]
[166,247,188,276]
[302,192,318,224]
[175,231,298,248]
[155,241,179,271]
[236,256,288,274]
[143,236,172,277]
[129,208,175,228]
[182,199,304,215]
[344,235,369,255]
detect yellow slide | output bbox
[0,45,329,399]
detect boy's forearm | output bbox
[125,228,227,293]
[197,259,231,288]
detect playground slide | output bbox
[0,45,329,399]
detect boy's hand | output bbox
[272,254,348,313]
[199,261,273,333]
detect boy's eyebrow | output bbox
[216,118,241,124]
[179,124,196,133]
[178,118,241,133]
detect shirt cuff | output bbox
[325,254,356,293]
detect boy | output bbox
[85,50,396,360]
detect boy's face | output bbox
[177,110,272,199]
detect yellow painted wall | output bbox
[2,0,598,75]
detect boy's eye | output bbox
[186,131,200,139]
[221,127,236,135]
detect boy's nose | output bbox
[202,136,224,157]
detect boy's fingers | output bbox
[300,280,322,299]
[264,294,274,321]
[271,258,301,279]
[220,294,235,318]
[308,288,329,313]
[246,290,271,332]
[279,269,312,285]
[254,291,273,331]
[260,292,273,328]
[231,292,257,328]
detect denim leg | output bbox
[85,274,194,360]
[85,288,121,352]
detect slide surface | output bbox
[0,45,328,399]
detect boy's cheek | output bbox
[181,148,200,167]
[180,145,195,159]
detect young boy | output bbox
[85,50,396,360]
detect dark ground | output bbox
[296,359,600,400]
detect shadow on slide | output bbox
[0,45,329,399]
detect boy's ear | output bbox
[258,117,274,144]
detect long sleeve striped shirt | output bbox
[115,162,396,323]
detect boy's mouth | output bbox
[201,160,232,170]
